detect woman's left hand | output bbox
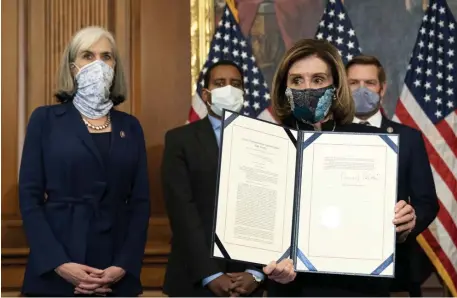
[74,266,125,295]
[393,200,416,241]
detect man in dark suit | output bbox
[346,55,439,296]
[162,60,264,297]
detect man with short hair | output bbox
[346,55,439,296]
[162,60,264,297]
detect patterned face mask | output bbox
[286,85,335,124]
[72,60,115,119]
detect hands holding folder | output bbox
[211,110,422,281]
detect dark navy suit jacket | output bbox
[19,102,150,296]
[380,117,439,292]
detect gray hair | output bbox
[56,26,127,105]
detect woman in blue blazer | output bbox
[19,26,150,296]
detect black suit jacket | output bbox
[380,117,439,292]
[162,118,262,297]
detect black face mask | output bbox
[285,85,335,124]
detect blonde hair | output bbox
[56,26,127,105]
[271,39,355,125]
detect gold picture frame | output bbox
[190,0,214,96]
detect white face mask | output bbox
[208,85,244,116]
[72,60,115,119]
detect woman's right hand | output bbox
[55,262,113,294]
[263,259,297,284]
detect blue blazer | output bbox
[19,102,150,296]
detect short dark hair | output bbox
[346,55,386,85]
[203,60,244,89]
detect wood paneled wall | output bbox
[1,0,191,292]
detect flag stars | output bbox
[418,53,424,61]
[336,37,343,44]
[232,50,239,57]
[241,51,248,59]
[224,34,230,41]
[415,66,422,74]
[327,23,334,30]
[426,69,432,76]
[252,78,259,86]
[224,21,230,29]
[414,79,421,87]
[450,23,455,30]
[328,9,335,16]
[439,6,446,14]
[448,49,454,57]
[264,93,270,101]
[420,27,426,35]
[337,24,344,32]
[424,94,431,102]
[418,40,425,48]
[450,36,455,44]
[446,88,454,96]
[436,97,442,105]
[316,32,324,40]
[327,35,333,42]
[212,57,219,63]
[253,102,260,110]
[437,72,443,79]
[319,20,325,27]
[252,66,258,74]
[435,110,442,118]
[437,84,443,92]
[447,101,454,108]
[426,56,433,63]
[447,75,454,83]
[348,29,355,37]
[424,81,431,89]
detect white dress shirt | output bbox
[353,110,383,128]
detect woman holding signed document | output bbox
[261,39,417,296]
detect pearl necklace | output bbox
[82,114,111,131]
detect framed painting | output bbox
[189,0,432,117]
[189,0,329,95]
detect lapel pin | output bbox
[120,131,126,138]
[387,127,393,133]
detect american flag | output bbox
[393,0,457,295]
[315,0,361,65]
[187,2,275,123]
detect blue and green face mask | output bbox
[285,85,335,124]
